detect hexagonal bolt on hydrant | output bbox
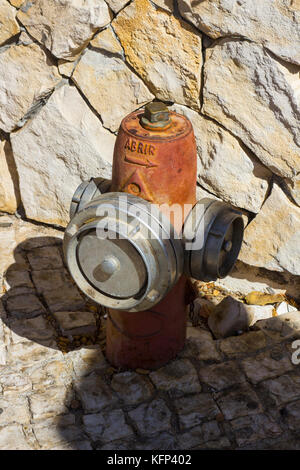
[64,102,244,370]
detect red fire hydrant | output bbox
[64,103,244,370]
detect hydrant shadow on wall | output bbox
[63,102,244,370]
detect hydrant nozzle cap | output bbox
[141,101,172,131]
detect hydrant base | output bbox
[105,276,189,370]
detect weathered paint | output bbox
[106,107,197,369]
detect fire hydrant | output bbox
[64,103,244,370]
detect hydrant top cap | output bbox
[122,108,192,141]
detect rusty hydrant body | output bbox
[107,108,197,369]
[64,103,244,370]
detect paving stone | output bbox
[29,386,72,421]
[0,424,31,450]
[24,359,73,392]
[134,432,178,450]
[41,281,85,313]
[214,384,263,420]
[283,400,300,431]
[67,346,107,378]
[0,140,20,216]
[201,420,222,442]
[0,322,4,347]
[269,343,290,362]
[178,425,203,449]
[195,436,231,450]
[9,315,55,344]
[186,326,215,342]
[0,397,31,426]
[174,393,220,430]
[4,268,33,291]
[111,371,154,405]
[150,359,201,397]
[53,310,96,330]
[128,398,172,436]
[0,311,10,349]
[230,414,282,447]
[0,222,63,289]
[0,299,6,328]
[259,374,300,406]
[31,269,70,294]
[180,328,221,362]
[255,312,300,340]
[241,351,294,384]
[6,294,46,319]
[53,310,97,336]
[17,232,63,252]
[22,424,40,450]
[1,215,300,449]
[7,339,63,365]
[198,361,246,391]
[0,370,32,397]
[255,317,289,336]
[0,345,6,367]
[0,228,16,280]
[4,286,35,298]
[27,246,64,271]
[36,413,76,428]
[50,440,93,450]
[34,422,85,449]
[281,321,300,341]
[262,328,294,345]
[277,313,300,334]
[219,331,267,357]
[76,372,119,413]
[99,440,135,450]
[83,409,133,443]
[179,419,222,449]
[265,438,300,451]
[0,216,14,228]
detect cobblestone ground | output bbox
[0,215,300,450]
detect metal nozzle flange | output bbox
[182,198,244,281]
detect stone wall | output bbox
[0,0,299,294]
